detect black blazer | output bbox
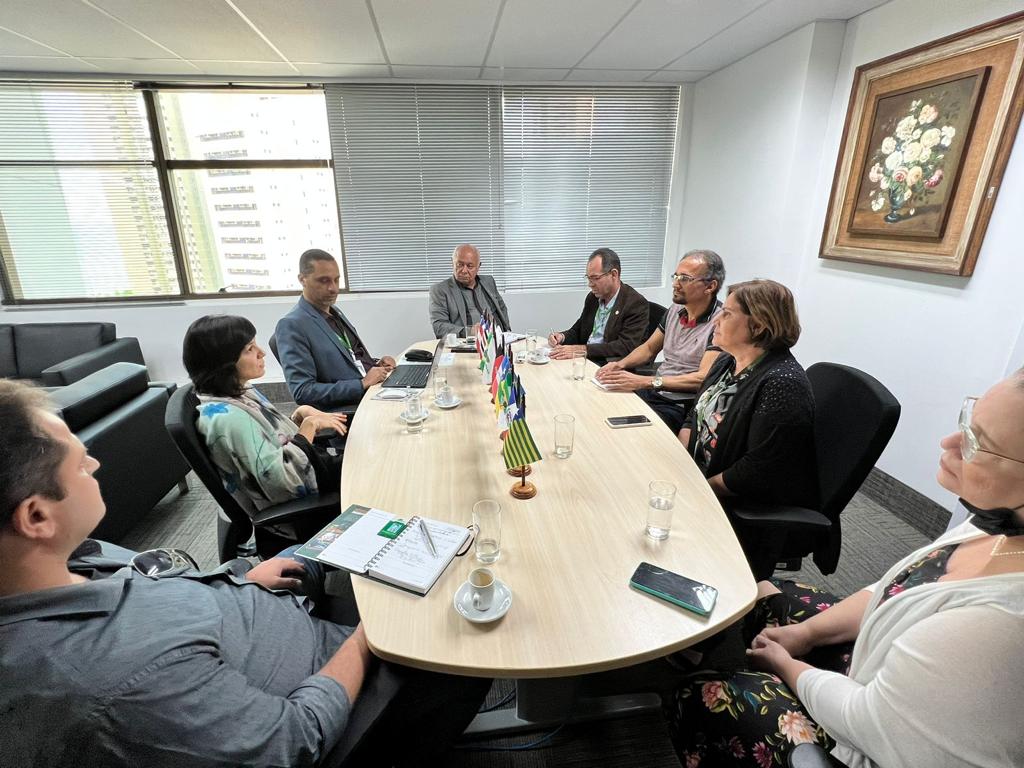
[560,282,650,364]
[687,349,818,509]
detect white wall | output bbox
[679,1,1024,509]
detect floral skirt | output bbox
[665,580,852,767]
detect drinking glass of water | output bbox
[473,499,501,563]
[554,414,574,459]
[403,392,425,434]
[646,481,677,540]
[526,329,538,353]
[571,349,586,381]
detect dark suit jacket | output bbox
[560,282,650,364]
[275,297,370,411]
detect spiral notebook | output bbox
[313,506,469,595]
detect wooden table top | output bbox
[345,340,755,678]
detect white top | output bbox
[797,521,1024,768]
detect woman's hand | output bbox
[759,622,815,659]
[308,411,348,435]
[245,557,305,591]
[747,629,815,691]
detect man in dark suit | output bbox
[276,249,397,411]
[548,248,650,366]
[428,244,511,338]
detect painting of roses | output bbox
[849,70,984,238]
[820,12,1024,275]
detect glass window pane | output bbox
[0,166,178,300]
[0,84,153,162]
[159,91,332,161]
[169,168,343,293]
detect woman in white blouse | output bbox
[667,372,1024,768]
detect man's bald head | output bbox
[452,244,481,288]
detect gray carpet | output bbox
[121,474,933,767]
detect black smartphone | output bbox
[605,415,652,429]
[629,562,718,616]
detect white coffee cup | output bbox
[468,567,495,611]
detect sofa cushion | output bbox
[12,322,115,380]
[0,325,16,379]
[50,362,149,433]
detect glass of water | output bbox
[403,392,425,434]
[432,368,448,402]
[526,328,538,353]
[553,414,574,459]
[473,499,501,563]
[571,349,586,381]
[646,481,677,540]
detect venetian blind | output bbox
[501,85,679,290]
[0,82,178,303]
[326,84,503,291]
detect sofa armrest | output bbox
[50,362,149,433]
[41,337,145,386]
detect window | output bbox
[0,83,179,301]
[156,89,342,294]
[326,83,679,292]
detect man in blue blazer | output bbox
[276,250,396,411]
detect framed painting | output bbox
[820,12,1024,275]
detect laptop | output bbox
[381,338,444,389]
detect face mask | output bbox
[960,498,1024,537]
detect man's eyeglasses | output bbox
[670,273,712,284]
[585,270,612,283]
[959,397,1024,465]
[129,548,199,579]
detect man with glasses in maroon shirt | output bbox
[596,249,725,433]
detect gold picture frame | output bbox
[820,12,1024,275]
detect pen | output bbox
[419,519,438,557]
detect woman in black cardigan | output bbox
[680,279,817,513]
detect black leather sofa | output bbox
[0,321,145,386]
[50,362,190,543]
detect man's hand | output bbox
[599,370,651,391]
[378,356,397,371]
[547,331,565,348]
[595,360,625,381]
[361,366,390,389]
[245,558,305,591]
[549,344,585,360]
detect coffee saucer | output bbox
[453,580,512,623]
[434,396,462,410]
[398,409,430,423]
[527,354,550,365]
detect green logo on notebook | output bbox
[378,520,407,539]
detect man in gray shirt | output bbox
[428,244,511,338]
[0,380,488,767]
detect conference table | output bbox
[342,339,756,732]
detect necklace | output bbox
[990,535,1024,557]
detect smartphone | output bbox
[605,415,652,429]
[629,562,718,616]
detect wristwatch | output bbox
[652,375,663,390]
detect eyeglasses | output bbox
[670,273,712,284]
[959,397,1024,465]
[129,548,199,579]
[585,270,611,283]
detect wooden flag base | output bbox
[509,480,537,499]
[506,465,532,478]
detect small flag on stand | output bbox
[502,374,542,470]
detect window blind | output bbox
[326,84,504,291]
[0,83,178,302]
[501,86,679,290]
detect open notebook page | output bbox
[370,519,469,594]
[317,508,395,571]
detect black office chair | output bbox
[633,300,667,376]
[164,383,341,563]
[268,332,281,364]
[728,362,901,580]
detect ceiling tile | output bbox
[83,57,200,75]
[192,60,299,76]
[88,0,279,61]
[645,69,709,82]
[0,55,98,72]
[0,0,177,58]
[481,67,569,81]
[391,65,480,79]
[0,25,66,56]
[565,68,656,82]
[232,0,384,64]
[487,0,637,68]
[579,0,765,70]
[295,62,392,78]
[373,0,499,66]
